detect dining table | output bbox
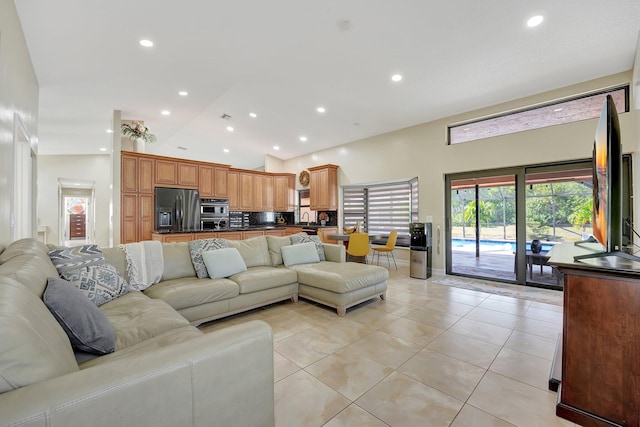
[327,233,382,250]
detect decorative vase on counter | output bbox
[321,220,326,226]
[133,138,146,153]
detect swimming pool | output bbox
[451,238,555,253]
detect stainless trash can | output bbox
[409,222,432,279]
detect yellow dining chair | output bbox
[318,229,338,245]
[346,233,370,263]
[373,230,398,270]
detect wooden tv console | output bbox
[550,243,640,427]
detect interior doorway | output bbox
[58,180,95,246]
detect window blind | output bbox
[342,178,418,245]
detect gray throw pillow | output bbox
[188,238,228,278]
[43,277,116,355]
[290,233,326,261]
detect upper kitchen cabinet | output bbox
[122,153,154,193]
[309,164,338,211]
[155,159,199,188]
[227,169,240,210]
[199,164,229,198]
[274,174,295,212]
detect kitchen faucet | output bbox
[215,217,224,230]
[301,211,310,225]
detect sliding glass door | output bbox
[447,174,517,281]
[445,159,609,289]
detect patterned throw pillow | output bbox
[290,233,326,261]
[63,264,129,306]
[188,238,228,279]
[48,245,105,279]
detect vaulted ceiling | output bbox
[15,1,640,169]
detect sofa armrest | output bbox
[323,243,346,263]
[0,320,274,427]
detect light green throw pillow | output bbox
[281,242,320,267]
[202,248,248,279]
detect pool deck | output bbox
[450,249,562,288]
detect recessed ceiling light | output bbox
[161,110,170,116]
[273,146,280,151]
[177,146,188,150]
[391,74,403,82]
[99,147,107,152]
[226,126,234,132]
[249,112,257,118]
[223,148,230,153]
[139,39,154,47]
[178,91,188,96]
[316,106,326,113]
[299,136,308,142]
[527,15,544,27]
[106,129,114,134]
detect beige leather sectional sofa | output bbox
[0,235,388,426]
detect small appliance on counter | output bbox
[229,211,249,229]
[200,198,229,231]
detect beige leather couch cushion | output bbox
[0,277,79,393]
[0,238,49,264]
[266,235,291,266]
[99,291,192,350]
[160,242,197,280]
[79,326,203,369]
[144,277,239,310]
[0,253,59,297]
[230,266,298,294]
[227,236,271,268]
[289,261,389,293]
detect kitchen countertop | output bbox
[152,224,338,234]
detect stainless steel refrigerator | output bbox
[155,187,201,232]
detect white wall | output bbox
[0,0,39,247]
[278,72,638,271]
[38,155,112,247]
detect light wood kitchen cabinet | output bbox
[283,227,304,236]
[242,230,265,239]
[274,174,295,212]
[263,175,274,211]
[253,174,264,211]
[199,165,229,198]
[155,159,198,188]
[221,231,243,240]
[121,193,154,243]
[155,159,178,186]
[264,229,286,237]
[239,172,254,211]
[151,233,194,243]
[309,164,338,211]
[121,193,138,244]
[214,166,228,197]
[138,158,154,193]
[198,165,214,198]
[121,155,138,192]
[122,154,154,193]
[139,194,154,241]
[227,170,239,210]
[178,162,198,187]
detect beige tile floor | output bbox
[200,263,576,427]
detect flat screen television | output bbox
[574,95,639,263]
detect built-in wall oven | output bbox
[200,198,229,230]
